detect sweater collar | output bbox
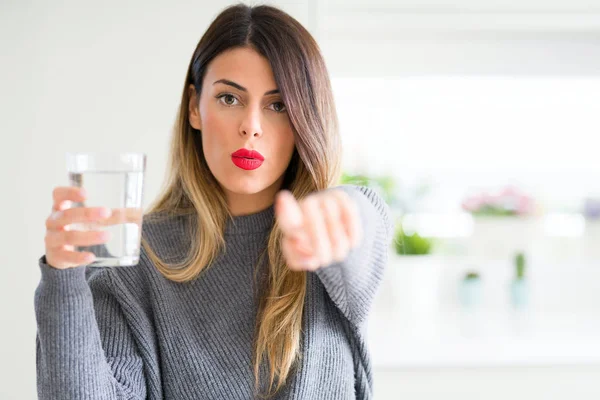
[224,204,275,235]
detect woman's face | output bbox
[188,47,296,216]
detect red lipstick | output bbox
[231,148,264,170]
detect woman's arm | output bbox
[314,185,394,328]
[34,256,147,400]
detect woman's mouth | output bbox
[231,148,265,170]
[231,156,263,170]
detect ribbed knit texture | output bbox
[34,184,393,399]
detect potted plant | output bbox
[462,186,539,261]
[510,251,529,308]
[458,271,482,308]
[393,222,433,256]
[386,220,443,313]
[462,185,535,217]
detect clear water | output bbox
[68,170,144,267]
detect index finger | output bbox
[94,207,143,227]
[52,186,87,211]
[275,190,305,241]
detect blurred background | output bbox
[2,0,599,398]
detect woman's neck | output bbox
[224,176,285,217]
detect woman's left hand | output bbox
[275,189,362,271]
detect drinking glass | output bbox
[66,152,146,267]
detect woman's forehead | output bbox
[204,48,278,92]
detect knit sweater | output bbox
[34,184,393,399]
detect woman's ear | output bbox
[188,84,202,130]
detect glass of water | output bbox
[66,152,146,267]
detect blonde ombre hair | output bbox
[140,3,341,398]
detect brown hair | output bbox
[141,3,341,397]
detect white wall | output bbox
[2,1,599,399]
[0,1,311,398]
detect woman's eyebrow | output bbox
[213,79,279,96]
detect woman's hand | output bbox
[45,187,113,269]
[44,187,143,270]
[275,189,362,271]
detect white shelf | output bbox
[368,253,600,368]
[368,308,600,368]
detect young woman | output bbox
[36,3,393,399]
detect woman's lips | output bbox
[231,156,263,170]
[231,148,264,170]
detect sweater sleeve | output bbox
[314,184,394,328]
[34,255,147,400]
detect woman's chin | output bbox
[223,180,265,195]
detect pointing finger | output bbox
[275,190,304,241]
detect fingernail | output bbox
[279,190,293,200]
[99,208,112,218]
[85,254,96,263]
[59,200,72,211]
[79,188,87,198]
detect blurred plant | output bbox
[393,221,433,255]
[515,251,526,280]
[511,251,529,308]
[464,271,480,281]
[462,186,535,217]
[458,269,482,308]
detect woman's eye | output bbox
[217,94,239,106]
[270,101,286,113]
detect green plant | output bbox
[464,271,480,280]
[393,223,432,255]
[515,252,526,280]
[471,206,519,217]
[462,186,535,217]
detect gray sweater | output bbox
[34,184,393,399]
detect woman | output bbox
[36,3,393,399]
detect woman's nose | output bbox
[239,107,263,137]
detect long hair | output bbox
[140,3,341,397]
